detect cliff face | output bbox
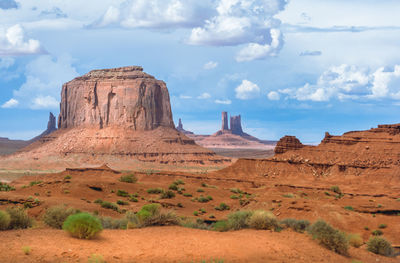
[274,136,303,154]
[58,66,174,131]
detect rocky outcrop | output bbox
[58,66,174,131]
[230,115,243,135]
[274,136,304,154]
[176,118,193,135]
[29,112,57,143]
[221,112,229,131]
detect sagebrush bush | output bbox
[63,213,102,239]
[169,183,178,191]
[43,206,78,229]
[347,233,363,248]
[160,190,175,199]
[372,229,383,236]
[0,210,11,230]
[215,203,230,211]
[227,211,253,230]
[119,174,137,183]
[213,220,230,232]
[147,188,164,194]
[367,237,394,256]
[307,220,349,255]
[100,201,119,211]
[280,218,310,233]
[98,216,128,229]
[129,204,179,227]
[6,207,32,229]
[116,190,129,197]
[248,210,278,230]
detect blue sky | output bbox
[1,0,400,143]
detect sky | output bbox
[0,0,400,143]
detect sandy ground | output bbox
[0,226,397,263]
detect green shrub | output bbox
[147,188,164,194]
[43,206,78,229]
[117,200,129,206]
[230,188,242,194]
[169,183,178,191]
[116,190,129,197]
[64,175,71,180]
[198,196,211,203]
[22,246,31,255]
[372,229,383,236]
[213,220,230,232]
[183,193,192,197]
[6,207,32,229]
[0,182,15,191]
[133,204,179,227]
[230,195,239,199]
[330,186,342,194]
[344,206,354,211]
[307,220,349,255]
[227,211,253,230]
[174,179,185,185]
[0,210,11,230]
[193,211,199,216]
[282,193,295,198]
[119,174,137,183]
[347,233,363,248]
[129,196,138,202]
[94,199,103,204]
[248,210,277,230]
[280,218,310,233]
[100,201,119,211]
[160,190,175,199]
[29,181,42,187]
[215,203,230,211]
[197,188,205,193]
[378,224,387,229]
[63,213,102,239]
[137,204,160,221]
[367,237,394,256]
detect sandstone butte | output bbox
[0,66,230,171]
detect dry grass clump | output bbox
[43,206,78,229]
[307,220,349,255]
[119,174,137,183]
[6,207,33,229]
[280,218,310,233]
[347,233,363,248]
[0,210,11,230]
[367,237,394,257]
[126,204,180,228]
[248,210,278,230]
[227,211,253,230]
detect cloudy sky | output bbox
[1,0,400,143]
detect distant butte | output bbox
[0,66,230,170]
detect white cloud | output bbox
[0,24,44,56]
[203,61,218,70]
[1,98,19,108]
[235,79,260,100]
[189,0,287,47]
[274,64,400,102]
[90,0,213,29]
[300,50,322,56]
[215,99,232,105]
[235,28,283,62]
[5,54,79,110]
[0,0,18,10]
[267,91,280,100]
[197,92,211,99]
[179,95,192,99]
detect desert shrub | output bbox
[347,233,363,248]
[215,203,230,211]
[63,213,102,239]
[119,174,137,183]
[174,179,185,185]
[193,211,199,216]
[181,218,209,230]
[64,175,71,180]
[129,196,138,202]
[117,200,129,206]
[160,190,175,199]
[248,210,278,230]
[0,210,11,230]
[88,254,105,263]
[116,190,129,197]
[29,181,42,187]
[213,220,230,232]
[137,204,160,219]
[378,224,387,229]
[22,246,31,255]
[372,229,383,236]
[6,207,32,229]
[128,204,179,228]
[169,183,178,191]
[330,186,342,194]
[197,188,205,193]
[183,193,192,197]
[198,196,211,203]
[100,201,119,211]
[367,237,394,256]
[43,206,78,229]
[0,182,15,191]
[280,218,310,233]
[98,216,127,229]
[94,199,103,204]
[282,193,295,198]
[226,211,252,230]
[230,188,242,194]
[307,220,349,255]
[147,188,164,194]
[230,195,239,199]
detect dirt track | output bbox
[0,226,396,263]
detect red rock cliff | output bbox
[58,66,174,130]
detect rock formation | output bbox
[274,136,303,154]
[0,66,230,170]
[230,115,243,135]
[58,66,174,131]
[176,118,194,135]
[29,112,57,142]
[221,112,229,131]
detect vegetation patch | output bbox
[347,233,363,248]
[147,188,164,194]
[227,210,253,230]
[307,220,349,255]
[160,190,175,199]
[63,213,102,239]
[0,182,15,191]
[119,174,137,183]
[0,210,11,230]
[117,200,129,206]
[215,203,230,211]
[43,206,78,229]
[372,229,383,236]
[366,237,394,257]
[100,201,119,211]
[248,210,278,230]
[116,190,129,197]
[344,206,354,211]
[280,218,310,233]
[6,207,33,229]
